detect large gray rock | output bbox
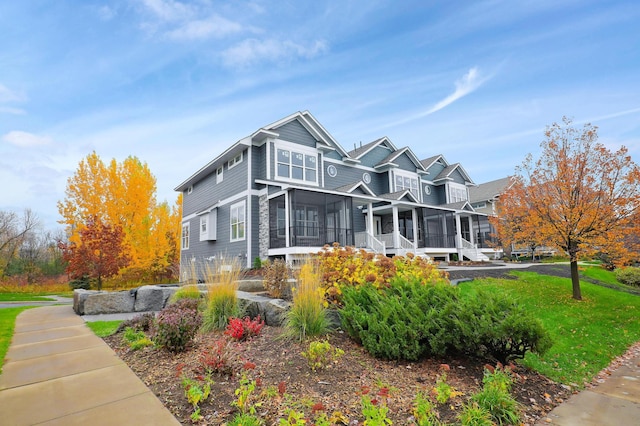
[134,285,178,312]
[237,291,290,326]
[83,290,135,315]
[73,289,90,315]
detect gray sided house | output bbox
[175,111,496,277]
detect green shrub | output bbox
[615,267,640,287]
[154,299,202,353]
[263,258,291,299]
[339,279,459,360]
[340,278,551,363]
[456,289,552,363]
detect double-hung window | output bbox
[230,201,246,241]
[275,141,317,184]
[181,223,190,250]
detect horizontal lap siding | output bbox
[393,153,416,171]
[276,120,317,147]
[358,146,393,167]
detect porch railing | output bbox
[459,237,490,261]
[355,232,386,255]
[269,227,354,249]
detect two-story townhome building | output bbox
[175,111,494,275]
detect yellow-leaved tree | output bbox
[491,118,640,300]
[58,152,182,283]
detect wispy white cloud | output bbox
[0,107,26,115]
[137,0,245,40]
[0,84,27,103]
[2,131,53,147]
[166,15,244,40]
[425,67,488,115]
[375,67,492,131]
[97,5,116,21]
[221,38,328,68]
[139,0,192,22]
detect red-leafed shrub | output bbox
[224,316,265,341]
[154,299,202,353]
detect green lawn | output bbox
[0,293,56,302]
[86,320,122,338]
[0,307,35,374]
[459,271,640,386]
[580,265,619,285]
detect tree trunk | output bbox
[570,259,582,300]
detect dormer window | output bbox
[448,183,468,203]
[275,141,318,184]
[394,170,420,200]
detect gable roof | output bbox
[378,189,420,203]
[420,154,449,170]
[261,110,352,159]
[432,163,475,185]
[334,181,376,197]
[348,137,397,159]
[468,177,514,203]
[375,147,427,171]
[442,201,475,211]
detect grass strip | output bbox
[86,320,123,338]
[0,293,56,302]
[459,271,640,386]
[0,306,35,374]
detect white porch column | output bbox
[468,216,475,245]
[367,203,374,236]
[284,191,290,248]
[411,208,418,249]
[455,213,462,248]
[392,206,400,249]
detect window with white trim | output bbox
[275,141,317,184]
[216,167,223,183]
[181,223,190,250]
[230,201,246,241]
[448,183,468,203]
[228,152,243,169]
[199,211,217,241]
[394,171,420,200]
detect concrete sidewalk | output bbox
[0,305,180,426]
[536,353,640,425]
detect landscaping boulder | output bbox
[133,285,177,312]
[82,290,135,315]
[237,291,290,326]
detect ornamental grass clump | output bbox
[201,257,241,332]
[154,298,202,353]
[285,260,330,341]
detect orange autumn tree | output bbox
[491,117,640,300]
[58,152,182,283]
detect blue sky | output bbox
[2,0,639,230]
